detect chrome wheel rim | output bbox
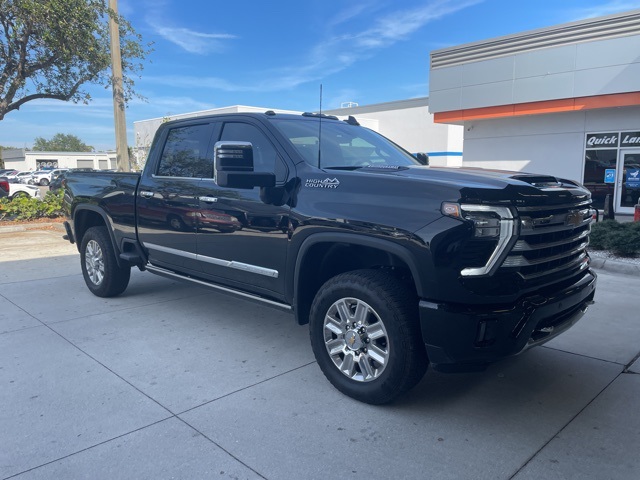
[323,297,389,382]
[85,240,105,286]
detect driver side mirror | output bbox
[416,152,429,165]
[214,141,276,189]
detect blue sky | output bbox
[1,0,640,151]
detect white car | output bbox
[29,169,68,186]
[5,171,33,184]
[8,183,41,200]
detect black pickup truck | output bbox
[63,111,597,404]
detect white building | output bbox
[324,97,463,167]
[428,9,640,214]
[133,99,463,168]
[2,149,117,171]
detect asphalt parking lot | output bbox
[1,226,639,480]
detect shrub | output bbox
[589,220,640,257]
[589,220,621,250]
[0,189,64,221]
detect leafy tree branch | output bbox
[0,0,151,121]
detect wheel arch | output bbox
[73,206,125,267]
[292,233,423,325]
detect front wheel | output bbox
[39,178,49,186]
[309,270,427,404]
[80,226,131,297]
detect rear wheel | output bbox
[80,226,131,297]
[39,178,49,186]
[309,269,427,404]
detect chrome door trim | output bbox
[144,242,279,278]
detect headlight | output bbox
[441,203,517,276]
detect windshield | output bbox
[271,118,419,169]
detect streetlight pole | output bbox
[108,0,130,172]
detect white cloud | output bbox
[144,1,481,93]
[129,95,217,117]
[570,1,640,19]
[144,75,246,92]
[327,2,378,28]
[147,21,237,54]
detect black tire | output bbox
[80,226,131,297]
[11,191,29,199]
[40,178,49,186]
[309,269,428,404]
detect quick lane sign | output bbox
[586,133,619,148]
[621,132,640,147]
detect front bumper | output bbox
[419,270,597,372]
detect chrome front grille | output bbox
[501,201,594,282]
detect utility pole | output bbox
[108,0,130,172]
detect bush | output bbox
[589,220,640,257]
[0,189,64,221]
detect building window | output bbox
[583,148,616,210]
[36,160,58,169]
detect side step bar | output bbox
[145,264,293,312]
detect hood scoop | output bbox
[511,174,571,188]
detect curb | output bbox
[0,222,66,234]
[590,257,640,276]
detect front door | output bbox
[616,149,640,214]
[195,119,291,299]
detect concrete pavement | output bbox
[0,227,638,479]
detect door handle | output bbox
[140,191,154,198]
[199,196,218,203]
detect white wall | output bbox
[429,15,640,113]
[460,106,640,183]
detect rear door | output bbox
[137,121,217,273]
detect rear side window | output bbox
[157,124,213,178]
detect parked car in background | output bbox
[48,171,66,192]
[0,177,9,199]
[8,182,41,200]
[0,169,17,177]
[49,168,95,193]
[29,168,69,186]
[5,171,33,184]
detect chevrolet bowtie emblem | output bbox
[565,210,582,228]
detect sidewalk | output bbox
[0,227,638,479]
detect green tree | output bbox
[0,0,150,121]
[33,133,93,152]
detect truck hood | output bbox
[354,165,592,207]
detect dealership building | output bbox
[1,149,117,171]
[429,9,640,214]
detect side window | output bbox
[157,124,213,178]
[220,122,279,174]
